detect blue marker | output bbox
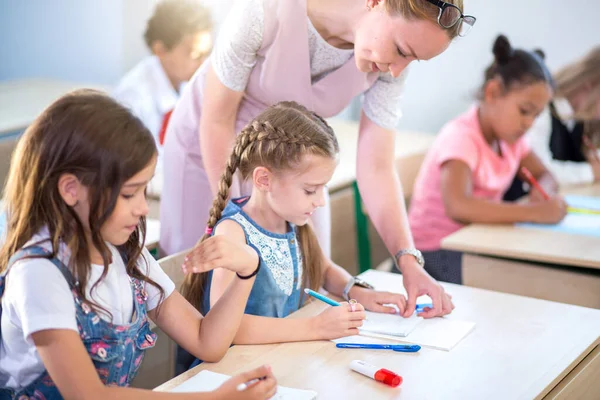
[336,343,421,353]
[304,288,340,307]
[416,303,433,313]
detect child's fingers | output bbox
[348,319,364,329]
[233,365,271,385]
[346,300,363,313]
[256,376,278,399]
[348,310,366,321]
[346,327,360,336]
[245,370,277,399]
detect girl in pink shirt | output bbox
[408,35,566,284]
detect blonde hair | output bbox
[386,0,465,39]
[181,101,339,312]
[554,46,600,122]
[144,0,212,50]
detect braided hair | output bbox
[181,101,339,312]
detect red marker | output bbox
[520,167,549,200]
[350,360,402,387]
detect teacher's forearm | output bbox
[199,119,237,196]
[356,162,414,265]
[197,63,243,196]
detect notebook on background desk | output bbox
[517,195,600,237]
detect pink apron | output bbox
[160,0,378,255]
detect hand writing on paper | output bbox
[213,365,277,400]
[400,261,454,319]
[348,286,407,315]
[531,197,567,224]
[312,301,366,339]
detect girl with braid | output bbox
[179,101,412,370]
[0,91,276,400]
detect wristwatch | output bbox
[394,248,425,268]
[342,277,375,301]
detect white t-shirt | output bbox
[0,231,176,390]
[113,55,184,196]
[211,0,408,130]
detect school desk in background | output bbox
[517,195,600,237]
[442,183,600,310]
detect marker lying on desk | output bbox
[304,288,340,307]
[350,360,402,387]
[337,343,421,352]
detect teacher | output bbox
[160,0,475,317]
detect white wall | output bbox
[0,0,124,84]
[0,0,232,84]
[396,0,600,134]
[1,0,597,133]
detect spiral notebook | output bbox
[170,370,317,399]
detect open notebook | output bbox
[336,316,475,351]
[170,370,317,400]
[360,309,423,337]
[517,195,600,237]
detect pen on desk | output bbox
[520,167,550,200]
[304,288,340,307]
[336,343,421,353]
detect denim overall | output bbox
[0,246,157,400]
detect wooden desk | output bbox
[155,270,600,399]
[442,183,600,308]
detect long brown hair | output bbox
[181,101,339,312]
[0,89,164,316]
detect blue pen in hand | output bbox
[304,288,340,307]
[336,343,421,353]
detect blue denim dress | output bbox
[0,246,157,400]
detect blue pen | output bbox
[336,343,421,353]
[416,303,433,313]
[304,288,340,307]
